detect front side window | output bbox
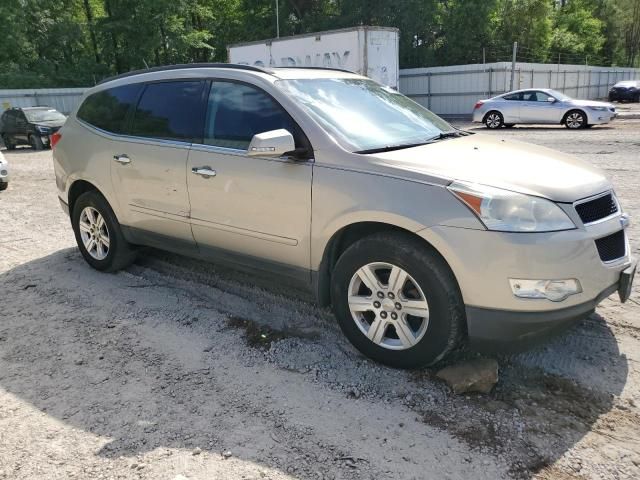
[276,78,454,153]
[130,81,205,142]
[77,84,143,134]
[522,91,549,102]
[203,81,295,150]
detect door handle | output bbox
[113,154,131,165]
[191,166,216,178]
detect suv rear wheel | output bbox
[2,134,16,150]
[331,232,465,368]
[72,191,136,272]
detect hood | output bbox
[33,119,66,128]
[368,135,610,203]
[568,99,613,108]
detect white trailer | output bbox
[228,26,400,89]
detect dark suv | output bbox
[0,107,66,150]
[608,80,640,102]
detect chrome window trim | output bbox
[189,142,314,164]
[76,118,192,150]
[573,190,620,226]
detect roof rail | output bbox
[271,66,354,75]
[97,63,270,85]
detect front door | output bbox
[519,91,563,123]
[186,80,312,273]
[111,80,206,244]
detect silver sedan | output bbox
[472,88,616,129]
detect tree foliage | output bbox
[0,0,638,88]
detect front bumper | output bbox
[586,109,616,124]
[466,280,619,351]
[418,213,634,348]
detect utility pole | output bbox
[510,41,517,91]
[276,0,280,38]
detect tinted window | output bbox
[130,81,204,142]
[503,93,522,101]
[522,91,549,102]
[204,81,295,150]
[77,84,143,134]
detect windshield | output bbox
[276,78,455,152]
[24,109,66,123]
[547,89,571,101]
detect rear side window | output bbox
[204,81,295,150]
[77,84,143,134]
[130,81,205,142]
[503,93,522,101]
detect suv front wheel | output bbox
[72,191,136,272]
[331,232,465,368]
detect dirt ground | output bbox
[1,114,639,480]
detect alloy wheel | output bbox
[486,113,502,128]
[79,206,110,260]
[347,262,429,350]
[566,112,584,129]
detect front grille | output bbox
[575,193,618,224]
[594,230,626,262]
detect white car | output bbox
[0,150,8,191]
[473,88,616,129]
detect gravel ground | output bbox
[1,113,639,480]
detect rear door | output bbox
[14,111,29,142]
[110,80,206,245]
[186,80,312,273]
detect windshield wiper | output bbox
[354,142,432,154]
[425,131,468,142]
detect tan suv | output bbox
[53,64,636,368]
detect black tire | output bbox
[30,134,44,150]
[331,232,465,368]
[563,110,587,129]
[72,191,136,272]
[504,123,515,128]
[635,93,640,103]
[2,134,16,150]
[0,182,7,191]
[483,111,504,129]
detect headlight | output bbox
[448,181,575,232]
[35,125,51,133]
[588,106,608,111]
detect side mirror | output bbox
[547,97,556,103]
[247,129,295,158]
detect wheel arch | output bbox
[561,108,587,125]
[314,221,456,308]
[68,180,107,218]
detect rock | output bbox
[222,450,232,459]
[192,448,202,456]
[436,358,498,394]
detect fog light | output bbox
[509,278,582,302]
